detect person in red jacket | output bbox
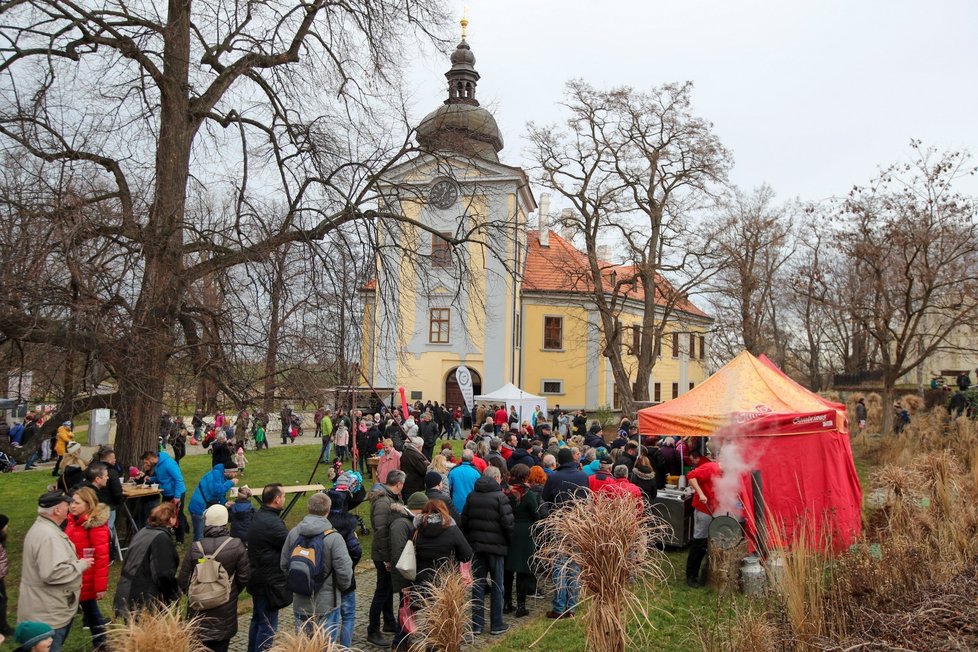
[587,457,616,493]
[597,465,644,503]
[493,405,508,434]
[65,487,110,649]
[685,457,722,588]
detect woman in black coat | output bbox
[413,499,473,588]
[630,456,657,503]
[113,502,180,617]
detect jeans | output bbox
[471,552,505,632]
[358,453,369,477]
[368,560,394,633]
[551,556,580,615]
[247,593,280,652]
[80,598,107,648]
[191,512,205,542]
[320,442,332,464]
[325,590,356,647]
[49,621,73,652]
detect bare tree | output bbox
[527,81,731,414]
[833,142,978,433]
[708,185,795,364]
[0,0,452,463]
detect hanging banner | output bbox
[455,365,475,414]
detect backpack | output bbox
[286,528,337,596]
[187,537,235,611]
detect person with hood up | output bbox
[461,466,515,636]
[64,487,110,650]
[324,488,363,647]
[52,422,74,477]
[178,504,251,652]
[279,494,353,641]
[113,502,180,618]
[189,463,238,542]
[400,436,430,498]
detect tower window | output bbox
[431,232,451,267]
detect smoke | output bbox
[713,435,759,517]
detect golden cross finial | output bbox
[461,7,469,39]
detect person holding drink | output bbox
[65,487,110,650]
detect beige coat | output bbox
[18,515,86,628]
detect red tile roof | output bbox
[523,230,710,319]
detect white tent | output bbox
[473,383,548,424]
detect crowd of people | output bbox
[0,400,716,652]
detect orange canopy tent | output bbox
[637,351,862,551]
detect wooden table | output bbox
[253,483,326,519]
[119,484,162,557]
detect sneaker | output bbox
[471,627,484,636]
[490,624,510,636]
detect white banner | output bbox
[455,365,475,414]
[7,370,32,401]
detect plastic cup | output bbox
[83,548,95,559]
[151,483,159,490]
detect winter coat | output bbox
[18,516,87,628]
[659,445,682,477]
[229,497,256,541]
[598,477,644,503]
[150,451,186,499]
[246,506,289,596]
[505,485,541,574]
[113,525,180,617]
[377,449,401,486]
[506,447,535,471]
[55,426,74,456]
[189,464,234,516]
[365,425,381,455]
[630,467,657,502]
[386,422,404,452]
[855,402,868,421]
[425,488,461,524]
[369,485,404,563]
[448,461,482,514]
[280,515,353,616]
[542,462,590,509]
[400,445,430,497]
[100,466,124,508]
[210,440,233,469]
[389,511,417,594]
[588,470,616,493]
[327,493,364,590]
[178,525,250,642]
[413,514,472,587]
[461,477,514,556]
[334,425,349,447]
[418,420,438,448]
[65,504,111,601]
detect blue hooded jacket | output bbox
[188,463,233,515]
[150,450,186,499]
[448,461,482,514]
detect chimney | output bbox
[597,244,612,262]
[559,208,576,242]
[538,193,550,247]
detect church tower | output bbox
[362,17,536,407]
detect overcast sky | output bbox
[404,0,978,204]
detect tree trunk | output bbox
[262,248,286,413]
[880,383,894,438]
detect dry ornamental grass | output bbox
[107,603,208,652]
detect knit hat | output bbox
[406,491,429,510]
[14,621,54,648]
[424,471,443,490]
[66,441,82,454]
[204,504,229,527]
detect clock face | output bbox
[428,180,458,209]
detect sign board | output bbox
[89,409,112,446]
[455,366,475,414]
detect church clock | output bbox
[428,179,458,209]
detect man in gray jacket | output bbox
[280,493,353,637]
[19,492,94,652]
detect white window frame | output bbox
[428,307,451,344]
[540,379,564,395]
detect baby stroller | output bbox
[0,450,15,472]
[289,413,303,439]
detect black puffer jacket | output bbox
[506,448,535,471]
[414,514,472,587]
[461,477,514,556]
[246,506,289,595]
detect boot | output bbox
[503,603,514,614]
[515,599,529,618]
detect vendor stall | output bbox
[473,383,548,425]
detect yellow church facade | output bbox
[360,29,711,412]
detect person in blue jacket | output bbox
[189,463,238,541]
[140,450,188,543]
[448,449,482,514]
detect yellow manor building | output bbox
[361,28,711,411]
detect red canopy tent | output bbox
[637,351,862,552]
